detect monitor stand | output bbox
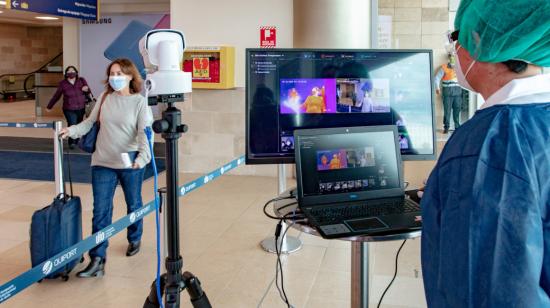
[260,164,302,254]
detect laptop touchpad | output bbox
[346,217,388,231]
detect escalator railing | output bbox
[0,52,63,100]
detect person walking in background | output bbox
[47,66,92,149]
[59,58,152,278]
[434,53,463,134]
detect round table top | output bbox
[273,190,421,243]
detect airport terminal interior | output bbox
[0,0,548,307]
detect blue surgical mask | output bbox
[109,76,129,92]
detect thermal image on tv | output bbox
[280,79,337,114]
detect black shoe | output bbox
[77,257,105,278]
[68,144,75,150]
[126,241,141,257]
[443,128,449,134]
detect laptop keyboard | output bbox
[310,198,420,224]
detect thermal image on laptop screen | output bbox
[299,130,400,197]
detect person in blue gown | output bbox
[420,0,550,306]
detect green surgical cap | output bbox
[454,0,550,67]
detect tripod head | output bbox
[152,103,188,138]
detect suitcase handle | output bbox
[57,135,74,198]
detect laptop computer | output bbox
[294,125,422,239]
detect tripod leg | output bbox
[183,271,212,308]
[143,274,166,308]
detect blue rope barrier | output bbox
[0,122,54,128]
[0,155,245,303]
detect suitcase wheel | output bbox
[38,279,43,283]
[80,256,85,263]
[62,275,69,282]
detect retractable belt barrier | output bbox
[0,122,54,128]
[0,155,246,303]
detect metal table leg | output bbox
[351,241,369,308]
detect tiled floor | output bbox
[0,101,428,307]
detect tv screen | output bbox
[246,49,436,164]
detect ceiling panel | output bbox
[0,8,62,26]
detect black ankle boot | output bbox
[77,257,105,278]
[126,241,141,257]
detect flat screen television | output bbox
[246,48,436,164]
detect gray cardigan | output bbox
[68,92,153,169]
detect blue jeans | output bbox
[63,109,85,146]
[89,164,145,260]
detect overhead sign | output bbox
[6,0,98,20]
[260,26,276,48]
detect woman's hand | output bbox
[132,162,140,169]
[59,127,70,139]
[82,86,89,92]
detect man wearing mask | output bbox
[421,0,550,306]
[434,53,463,133]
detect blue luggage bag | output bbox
[29,142,83,281]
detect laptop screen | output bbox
[296,126,401,200]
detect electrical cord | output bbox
[262,196,296,220]
[262,195,304,308]
[274,220,295,308]
[146,126,164,308]
[274,222,287,305]
[377,240,407,308]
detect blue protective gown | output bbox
[421,102,550,307]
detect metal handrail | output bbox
[0,52,63,98]
[0,52,63,80]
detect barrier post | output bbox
[260,164,302,254]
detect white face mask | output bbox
[109,76,129,92]
[454,45,477,92]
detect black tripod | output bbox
[143,101,211,308]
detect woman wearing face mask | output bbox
[47,66,92,149]
[59,58,152,278]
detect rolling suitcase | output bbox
[29,136,83,281]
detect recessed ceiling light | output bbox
[0,1,6,5]
[35,16,59,20]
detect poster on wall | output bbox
[260,26,276,48]
[79,14,170,95]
